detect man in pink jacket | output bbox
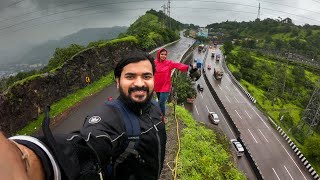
[154,48,189,119]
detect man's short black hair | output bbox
[114,49,155,78]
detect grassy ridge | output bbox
[174,105,246,180]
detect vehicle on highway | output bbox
[207,64,211,70]
[208,112,219,125]
[216,54,220,61]
[231,139,244,157]
[197,83,204,91]
[211,52,215,58]
[213,68,223,80]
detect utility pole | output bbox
[167,0,171,29]
[297,84,320,134]
[161,4,167,28]
[257,3,261,20]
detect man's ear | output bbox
[115,78,119,89]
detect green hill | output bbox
[207,18,320,61]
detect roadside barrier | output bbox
[203,49,264,179]
[221,58,257,104]
[269,117,320,180]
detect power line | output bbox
[0,7,153,39]
[1,0,320,33]
[0,0,157,32]
[0,0,89,23]
[0,1,319,36]
[257,3,261,20]
[171,6,320,24]
[5,0,26,8]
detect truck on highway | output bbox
[216,54,221,61]
[198,44,204,52]
[213,68,223,80]
[211,51,215,58]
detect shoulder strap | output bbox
[104,100,142,178]
[105,99,141,138]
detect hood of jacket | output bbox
[156,48,167,62]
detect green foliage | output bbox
[44,44,85,72]
[172,72,197,104]
[123,12,180,51]
[223,41,234,55]
[175,105,246,180]
[303,136,320,164]
[207,18,320,59]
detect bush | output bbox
[232,71,242,81]
[172,72,197,104]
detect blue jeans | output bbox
[156,92,170,116]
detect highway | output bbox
[51,36,313,179]
[188,48,256,180]
[198,46,313,180]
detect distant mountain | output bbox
[16,26,127,65]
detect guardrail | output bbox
[203,49,264,180]
[268,117,320,180]
[221,57,257,104]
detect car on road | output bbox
[207,64,211,70]
[208,112,219,124]
[197,83,204,91]
[231,139,244,157]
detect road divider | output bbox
[203,49,264,180]
[221,57,257,104]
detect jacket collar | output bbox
[117,95,152,115]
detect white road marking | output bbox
[248,129,258,143]
[194,104,199,116]
[225,95,231,103]
[225,85,231,91]
[205,105,209,112]
[235,110,242,119]
[284,165,294,180]
[272,168,281,180]
[218,84,223,91]
[258,129,269,143]
[200,92,204,98]
[251,107,270,130]
[244,110,252,119]
[234,86,246,101]
[234,96,240,103]
[273,134,307,180]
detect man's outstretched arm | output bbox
[0,132,45,180]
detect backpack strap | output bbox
[104,99,142,178]
[105,99,141,138]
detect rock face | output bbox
[0,39,138,135]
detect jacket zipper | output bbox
[148,114,162,179]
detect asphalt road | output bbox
[51,37,312,180]
[188,48,257,180]
[52,36,195,134]
[201,46,313,180]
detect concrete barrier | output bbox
[221,59,257,104]
[272,119,320,180]
[202,50,264,179]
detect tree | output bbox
[172,72,197,104]
[303,136,320,164]
[223,41,234,55]
[45,44,85,71]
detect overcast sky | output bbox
[1,0,320,64]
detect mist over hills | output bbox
[10,26,127,65]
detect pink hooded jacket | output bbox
[154,48,188,92]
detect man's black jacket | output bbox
[13,96,167,180]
